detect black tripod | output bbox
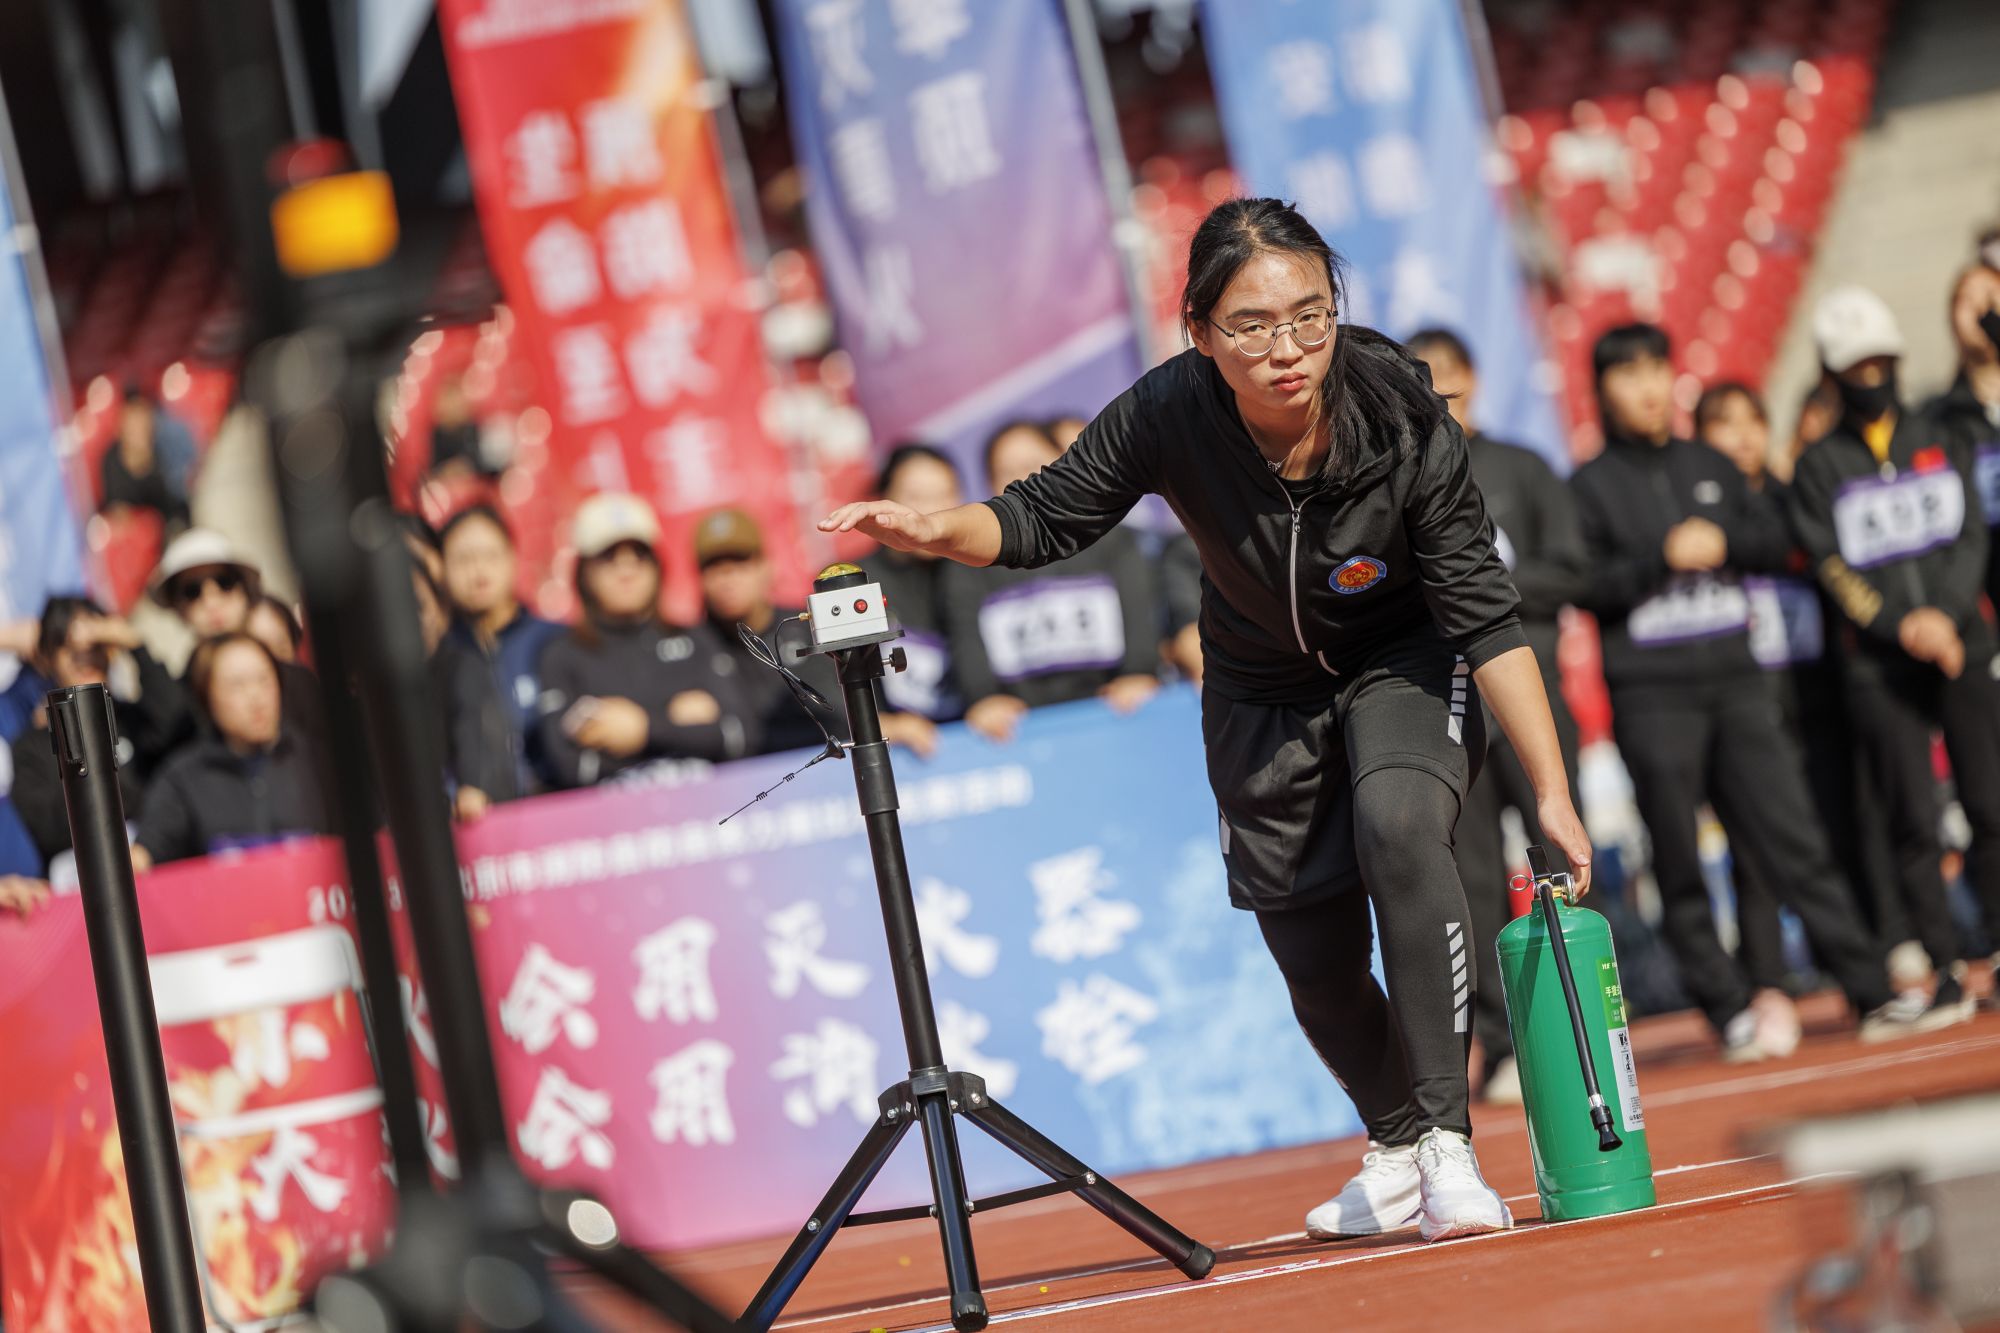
[742,568,1213,1333]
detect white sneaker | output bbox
[1722,1008,1772,1063]
[1415,1128,1514,1242]
[1750,989,1802,1060]
[1860,970,1976,1042]
[1304,1141,1421,1239]
[1886,940,1933,992]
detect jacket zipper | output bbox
[1282,487,1339,676]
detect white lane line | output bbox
[767,1032,1996,1329]
[899,1174,1845,1330]
[772,1155,1774,1330]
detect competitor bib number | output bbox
[1833,468,1966,568]
[1745,576,1825,668]
[1976,443,2000,524]
[1628,575,1749,646]
[978,576,1126,683]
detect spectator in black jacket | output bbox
[695,507,844,756]
[441,505,566,803]
[133,633,334,869]
[538,494,757,787]
[1411,327,1589,1099]
[99,385,192,532]
[1572,322,1923,1054]
[1160,534,1204,684]
[9,597,149,874]
[1790,287,2000,1023]
[1923,263,2000,611]
[941,421,1162,742]
[865,445,969,750]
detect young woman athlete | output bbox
[822,199,1592,1242]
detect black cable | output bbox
[719,620,846,825]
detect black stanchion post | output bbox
[51,683,207,1333]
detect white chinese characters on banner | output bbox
[581,97,662,190]
[1386,247,1458,333]
[632,916,721,1025]
[507,110,579,207]
[229,1008,331,1090]
[1341,24,1412,104]
[938,1000,1018,1099]
[772,1018,881,1127]
[601,199,693,301]
[524,218,602,315]
[1267,40,1338,120]
[1358,133,1430,219]
[765,901,871,999]
[552,325,629,425]
[862,245,923,353]
[909,71,1002,195]
[1028,847,1140,963]
[625,307,717,410]
[887,0,969,59]
[830,118,897,221]
[645,416,734,514]
[649,1040,737,1147]
[915,877,1000,978]
[805,0,873,110]
[517,1067,616,1171]
[1036,975,1158,1086]
[248,1125,351,1221]
[1286,152,1357,231]
[499,943,601,1055]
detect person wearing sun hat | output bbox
[535,493,758,787]
[1786,285,1999,1030]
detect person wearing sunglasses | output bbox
[537,494,759,788]
[823,197,1587,1244]
[137,529,326,759]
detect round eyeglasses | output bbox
[1208,306,1335,358]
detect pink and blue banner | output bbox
[771,0,1142,483]
[0,689,1360,1327]
[1200,0,1569,468]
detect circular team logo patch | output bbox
[1331,555,1387,594]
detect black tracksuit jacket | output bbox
[984,333,1526,705]
[136,728,335,864]
[1921,372,2000,611]
[1786,406,1991,675]
[865,551,963,720]
[536,619,758,787]
[1570,431,1792,690]
[1467,432,1589,692]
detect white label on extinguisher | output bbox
[1606,1026,1645,1129]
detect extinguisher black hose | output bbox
[1526,845,1623,1153]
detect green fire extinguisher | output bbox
[1496,846,1656,1222]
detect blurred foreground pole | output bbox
[52,684,207,1333]
[1059,0,1159,364]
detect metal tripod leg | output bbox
[742,1105,912,1332]
[914,1090,986,1331]
[966,1098,1216,1280]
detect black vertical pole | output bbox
[51,684,207,1333]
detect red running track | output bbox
[583,1002,2000,1332]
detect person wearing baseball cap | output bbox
[693,506,851,757]
[536,493,758,787]
[1786,285,1999,1029]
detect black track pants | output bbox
[1847,652,2000,967]
[1611,677,1892,1032]
[1257,767,1478,1144]
[1452,690,1581,1067]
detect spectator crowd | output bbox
[1,248,1996,1082]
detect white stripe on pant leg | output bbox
[1447,657,1469,745]
[1448,921,1470,1033]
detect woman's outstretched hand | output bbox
[819,501,943,555]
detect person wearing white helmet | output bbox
[535,493,759,787]
[1786,285,2000,1029]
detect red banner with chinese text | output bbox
[436,0,808,621]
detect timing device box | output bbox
[806,580,895,650]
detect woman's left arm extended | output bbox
[1472,645,1592,894]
